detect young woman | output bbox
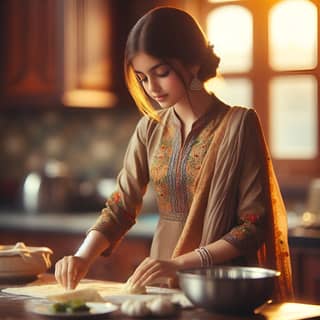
[55,7,293,301]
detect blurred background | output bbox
[0,0,319,301]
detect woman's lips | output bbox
[153,94,167,102]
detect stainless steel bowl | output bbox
[177,266,280,314]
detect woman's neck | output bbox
[173,89,214,129]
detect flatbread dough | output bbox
[47,288,104,302]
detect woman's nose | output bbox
[147,77,160,93]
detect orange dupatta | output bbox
[171,106,294,301]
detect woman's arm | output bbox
[128,239,240,288]
[55,230,110,289]
[175,239,240,268]
[55,116,152,289]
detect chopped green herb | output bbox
[50,299,90,313]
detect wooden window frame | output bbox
[187,0,320,190]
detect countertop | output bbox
[0,212,159,238]
[1,274,320,320]
[1,212,320,247]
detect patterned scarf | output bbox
[172,106,294,301]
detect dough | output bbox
[147,296,176,316]
[122,279,146,294]
[120,299,150,317]
[46,288,104,302]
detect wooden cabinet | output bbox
[291,246,320,304]
[0,229,152,282]
[0,0,119,109]
[0,0,61,107]
[0,0,190,109]
[289,227,320,304]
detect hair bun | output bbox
[198,43,220,82]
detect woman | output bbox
[55,7,293,301]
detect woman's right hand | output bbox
[54,256,90,290]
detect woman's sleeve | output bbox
[222,109,269,254]
[88,116,151,255]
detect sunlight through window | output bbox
[269,0,317,70]
[207,5,252,73]
[206,77,252,107]
[270,76,318,159]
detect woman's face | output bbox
[131,52,189,108]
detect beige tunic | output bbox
[89,96,267,263]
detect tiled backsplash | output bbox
[1,107,141,178]
[0,107,141,211]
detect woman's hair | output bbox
[124,6,220,120]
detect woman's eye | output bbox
[136,75,147,83]
[156,69,170,78]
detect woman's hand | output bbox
[54,256,90,290]
[128,257,182,288]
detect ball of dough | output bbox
[147,296,176,316]
[120,299,150,317]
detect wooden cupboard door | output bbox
[1,0,62,107]
[0,0,118,108]
[290,247,320,303]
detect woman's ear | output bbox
[189,65,201,78]
[188,65,202,91]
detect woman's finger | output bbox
[54,260,62,286]
[130,258,154,283]
[67,257,76,290]
[60,257,70,289]
[140,269,163,287]
[131,260,161,287]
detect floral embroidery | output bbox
[108,191,123,208]
[150,111,218,220]
[240,212,261,224]
[229,222,253,241]
[229,211,264,242]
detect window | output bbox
[269,0,318,161]
[207,5,252,73]
[270,75,317,159]
[269,0,317,71]
[195,0,319,187]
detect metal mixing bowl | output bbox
[177,266,280,314]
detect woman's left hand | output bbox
[128,257,181,288]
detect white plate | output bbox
[26,301,118,318]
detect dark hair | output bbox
[124,6,220,119]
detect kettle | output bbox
[22,160,72,214]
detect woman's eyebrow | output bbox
[134,62,167,74]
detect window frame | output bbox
[189,0,320,190]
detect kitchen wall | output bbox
[0,0,313,217]
[0,106,141,212]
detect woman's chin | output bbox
[157,101,174,109]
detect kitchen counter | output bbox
[0,212,159,238]
[0,213,158,283]
[1,211,320,246]
[1,212,320,302]
[289,226,320,248]
[1,274,320,320]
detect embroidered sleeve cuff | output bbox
[87,206,136,256]
[222,222,265,254]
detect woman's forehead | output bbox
[131,52,164,73]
